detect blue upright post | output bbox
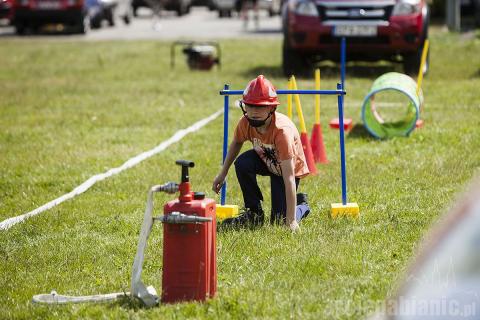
[220,84,229,206]
[339,37,348,205]
[337,83,348,205]
[341,37,346,91]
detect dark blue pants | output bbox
[234,149,300,224]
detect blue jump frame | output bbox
[219,38,349,207]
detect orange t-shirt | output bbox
[233,112,309,178]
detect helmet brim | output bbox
[241,100,280,107]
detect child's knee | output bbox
[234,152,252,172]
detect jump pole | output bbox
[329,38,353,131]
[415,39,430,128]
[219,87,348,218]
[216,84,239,220]
[330,37,359,218]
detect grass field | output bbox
[1,27,480,319]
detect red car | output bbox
[12,0,98,34]
[0,0,14,24]
[282,0,429,76]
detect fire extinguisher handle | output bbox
[155,212,212,224]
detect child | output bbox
[212,75,311,232]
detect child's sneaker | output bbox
[296,193,311,221]
[220,206,264,229]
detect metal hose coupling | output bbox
[154,212,212,224]
[151,182,179,194]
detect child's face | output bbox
[244,104,274,120]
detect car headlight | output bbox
[392,0,421,15]
[295,0,318,16]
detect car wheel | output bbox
[105,9,115,26]
[15,23,25,35]
[474,0,480,27]
[282,41,309,77]
[176,2,187,16]
[90,14,102,29]
[403,42,429,76]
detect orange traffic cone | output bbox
[301,132,317,175]
[311,123,328,164]
[310,69,328,164]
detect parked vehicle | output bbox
[282,0,430,76]
[212,0,280,18]
[131,0,191,16]
[13,0,93,34]
[90,0,132,28]
[462,0,480,27]
[0,0,14,25]
[12,0,131,34]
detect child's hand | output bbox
[212,173,226,194]
[288,220,300,233]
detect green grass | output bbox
[1,28,480,319]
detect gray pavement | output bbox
[0,7,283,40]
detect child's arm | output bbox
[212,140,243,194]
[280,158,300,232]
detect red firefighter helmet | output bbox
[241,75,280,107]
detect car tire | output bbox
[474,0,480,27]
[107,12,115,26]
[90,14,102,29]
[218,9,230,17]
[282,41,309,77]
[403,44,429,76]
[15,23,25,35]
[176,2,187,16]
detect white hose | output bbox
[130,186,160,307]
[33,186,160,306]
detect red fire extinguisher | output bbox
[161,160,217,303]
[130,160,216,306]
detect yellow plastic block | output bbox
[216,204,239,221]
[331,203,360,218]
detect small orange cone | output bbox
[311,69,328,164]
[301,132,318,175]
[311,123,328,164]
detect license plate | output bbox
[333,25,377,37]
[37,1,61,9]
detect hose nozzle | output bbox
[152,182,179,194]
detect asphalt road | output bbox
[0,7,283,40]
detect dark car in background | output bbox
[282,0,430,76]
[13,0,99,33]
[12,0,131,34]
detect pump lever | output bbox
[176,160,195,183]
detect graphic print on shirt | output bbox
[252,138,282,176]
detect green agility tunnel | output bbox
[361,72,423,139]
